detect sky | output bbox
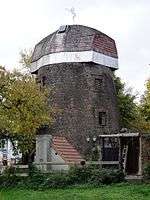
[0,0,150,96]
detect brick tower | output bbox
[31,25,119,155]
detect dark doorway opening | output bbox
[121,137,139,175]
[102,138,119,161]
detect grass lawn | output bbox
[0,183,150,200]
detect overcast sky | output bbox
[0,0,150,96]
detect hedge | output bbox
[0,165,125,189]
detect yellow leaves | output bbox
[130,110,150,134]
[0,69,55,153]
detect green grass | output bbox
[0,183,150,200]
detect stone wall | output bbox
[35,134,52,171]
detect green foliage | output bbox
[68,165,93,184]
[88,168,124,185]
[140,80,150,120]
[118,78,150,132]
[2,166,16,176]
[0,67,55,154]
[28,164,41,177]
[68,165,124,186]
[144,164,150,180]
[0,175,25,188]
[114,76,137,129]
[0,165,124,189]
[91,146,100,161]
[41,172,72,189]
[136,79,150,132]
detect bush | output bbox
[0,165,125,189]
[68,165,93,184]
[144,164,150,180]
[88,168,124,185]
[42,172,71,188]
[2,166,16,176]
[0,175,25,187]
[68,165,124,186]
[28,164,41,177]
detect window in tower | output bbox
[99,112,106,126]
[95,78,103,91]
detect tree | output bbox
[19,49,33,70]
[114,76,138,129]
[134,79,150,132]
[0,66,55,162]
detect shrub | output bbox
[88,168,124,185]
[0,165,125,189]
[68,165,124,185]
[28,173,46,188]
[42,172,71,188]
[28,164,41,177]
[144,164,150,180]
[68,165,93,184]
[0,175,25,187]
[2,166,16,176]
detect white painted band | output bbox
[31,51,118,73]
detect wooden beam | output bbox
[86,161,119,165]
[99,133,139,137]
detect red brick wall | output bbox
[93,34,118,58]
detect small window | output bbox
[95,78,103,91]
[104,138,112,148]
[57,25,68,33]
[99,112,106,126]
[41,76,47,86]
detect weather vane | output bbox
[66,7,77,24]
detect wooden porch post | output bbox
[138,136,142,175]
[118,137,122,170]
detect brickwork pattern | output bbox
[32,25,120,157]
[37,62,120,155]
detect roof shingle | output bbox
[52,136,84,164]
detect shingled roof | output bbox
[32,25,118,62]
[52,136,84,164]
[31,25,118,73]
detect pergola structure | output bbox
[99,133,150,176]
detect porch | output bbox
[99,133,142,176]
